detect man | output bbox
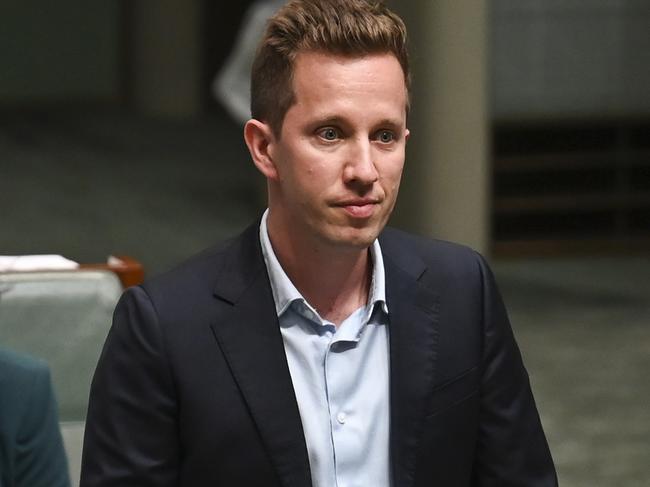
[81,1,557,486]
[0,347,71,487]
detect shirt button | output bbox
[337,412,347,424]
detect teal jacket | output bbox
[0,347,70,487]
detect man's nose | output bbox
[343,139,379,185]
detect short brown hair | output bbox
[251,0,410,136]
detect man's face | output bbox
[267,51,409,251]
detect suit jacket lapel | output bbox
[383,240,441,487]
[210,224,312,487]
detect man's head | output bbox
[245,0,410,253]
[251,0,410,137]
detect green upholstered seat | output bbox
[0,270,122,486]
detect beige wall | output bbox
[390,0,490,254]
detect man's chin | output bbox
[325,226,381,250]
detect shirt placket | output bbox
[322,309,365,487]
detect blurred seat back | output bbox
[0,269,123,486]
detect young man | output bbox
[81,1,557,486]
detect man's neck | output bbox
[267,224,372,327]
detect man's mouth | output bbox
[335,199,380,218]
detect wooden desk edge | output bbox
[80,255,144,288]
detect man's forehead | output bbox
[290,51,408,102]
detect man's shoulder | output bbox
[378,228,497,315]
[380,226,481,268]
[0,347,51,414]
[139,222,261,305]
[0,347,49,381]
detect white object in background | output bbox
[213,0,285,124]
[0,255,79,272]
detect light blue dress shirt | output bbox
[260,210,392,487]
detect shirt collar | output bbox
[259,209,388,319]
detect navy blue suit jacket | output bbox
[80,223,557,486]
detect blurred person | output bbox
[81,1,557,486]
[0,347,70,487]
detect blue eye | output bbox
[319,128,339,141]
[376,130,394,143]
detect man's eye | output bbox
[376,130,395,143]
[318,128,339,141]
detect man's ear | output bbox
[244,119,279,180]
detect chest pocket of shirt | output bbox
[425,365,479,418]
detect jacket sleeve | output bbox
[14,362,71,487]
[80,286,179,487]
[473,253,558,486]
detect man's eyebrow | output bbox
[310,115,347,126]
[375,118,404,129]
[309,116,404,128]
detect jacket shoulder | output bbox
[0,348,53,430]
[0,347,49,383]
[150,220,255,284]
[143,238,232,295]
[380,226,484,275]
[135,222,262,315]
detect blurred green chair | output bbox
[0,269,124,487]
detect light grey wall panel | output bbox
[490,0,650,119]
